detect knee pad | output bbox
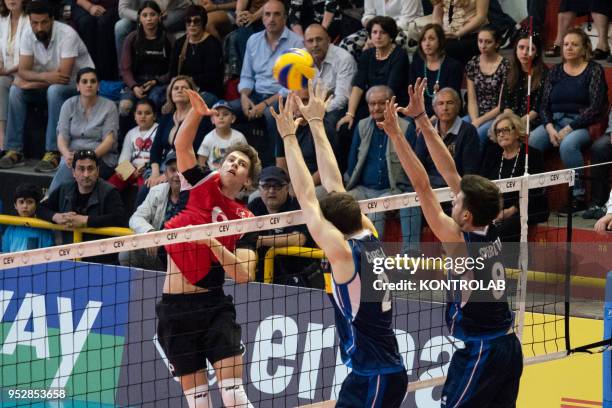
[218,378,253,408]
[184,384,211,408]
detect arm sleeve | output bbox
[59,29,79,59]
[36,189,61,222]
[87,188,126,228]
[118,128,135,163]
[101,100,119,142]
[129,189,158,232]
[352,51,369,89]
[19,30,33,56]
[119,32,138,89]
[500,78,511,112]
[569,63,608,129]
[118,0,138,21]
[57,99,73,142]
[238,36,255,92]
[539,64,555,125]
[182,164,213,186]
[328,52,357,112]
[197,133,212,157]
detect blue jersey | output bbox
[1,225,55,253]
[329,231,404,376]
[446,224,514,341]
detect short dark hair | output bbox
[460,175,501,227]
[319,191,362,235]
[135,97,156,112]
[366,16,398,41]
[478,24,502,45]
[418,23,446,59]
[72,150,99,169]
[76,67,97,83]
[185,4,208,27]
[14,183,42,204]
[222,143,262,183]
[26,1,53,16]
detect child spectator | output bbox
[197,100,247,170]
[2,183,54,252]
[108,98,159,191]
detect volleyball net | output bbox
[0,167,609,407]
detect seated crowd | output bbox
[0,0,610,287]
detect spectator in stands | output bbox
[287,0,341,38]
[199,0,236,40]
[529,28,608,212]
[409,23,463,118]
[274,88,331,198]
[465,25,509,147]
[345,85,418,244]
[169,5,223,106]
[0,0,29,156]
[247,166,323,287]
[0,1,94,172]
[37,149,126,260]
[2,183,54,252]
[545,0,610,61]
[224,0,266,77]
[229,0,303,167]
[72,0,119,80]
[48,67,119,194]
[501,29,548,129]
[197,100,247,169]
[304,24,355,165]
[339,0,422,61]
[120,152,186,270]
[323,0,363,40]
[594,191,612,235]
[115,0,190,60]
[108,98,158,191]
[431,0,489,65]
[583,110,612,220]
[146,76,209,193]
[417,87,480,189]
[337,16,409,131]
[119,1,172,116]
[479,112,548,242]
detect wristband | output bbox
[307,117,323,123]
[346,112,354,118]
[412,111,426,120]
[281,133,296,139]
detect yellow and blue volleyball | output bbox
[272,48,316,90]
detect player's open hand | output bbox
[186,89,217,117]
[294,80,331,122]
[397,77,427,119]
[270,94,302,138]
[376,97,402,138]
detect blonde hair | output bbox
[488,111,526,144]
[161,75,198,115]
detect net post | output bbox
[604,271,612,408]
[516,173,530,342]
[564,184,573,353]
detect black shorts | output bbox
[335,370,408,408]
[156,290,244,377]
[560,0,611,17]
[441,333,523,408]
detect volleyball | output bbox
[272,48,316,90]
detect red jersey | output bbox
[164,167,253,285]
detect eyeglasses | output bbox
[73,150,97,161]
[495,126,515,136]
[259,183,287,191]
[185,17,203,25]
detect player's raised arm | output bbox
[378,94,462,243]
[399,78,462,194]
[294,80,345,193]
[175,90,217,173]
[271,94,354,280]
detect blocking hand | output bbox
[186,90,217,117]
[294,80,331,122]
[270,94,302,138]
[397,77,427,119]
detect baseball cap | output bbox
[163,151,177,166]
[212,100,234,114]
[260,166,289,184]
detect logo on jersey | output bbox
[236,208,251,219]
[212,206,229,223]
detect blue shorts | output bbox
[336,370,408,408]
[441,333,523,408]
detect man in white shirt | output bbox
[0,1,94,173]
[304,23,356,170]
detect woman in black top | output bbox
[169,5,224,106]
[480,112,548,242]
[501,30,548,129]
[336,16,409,131]
[409,23,463,117]
[119,1,172,115]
